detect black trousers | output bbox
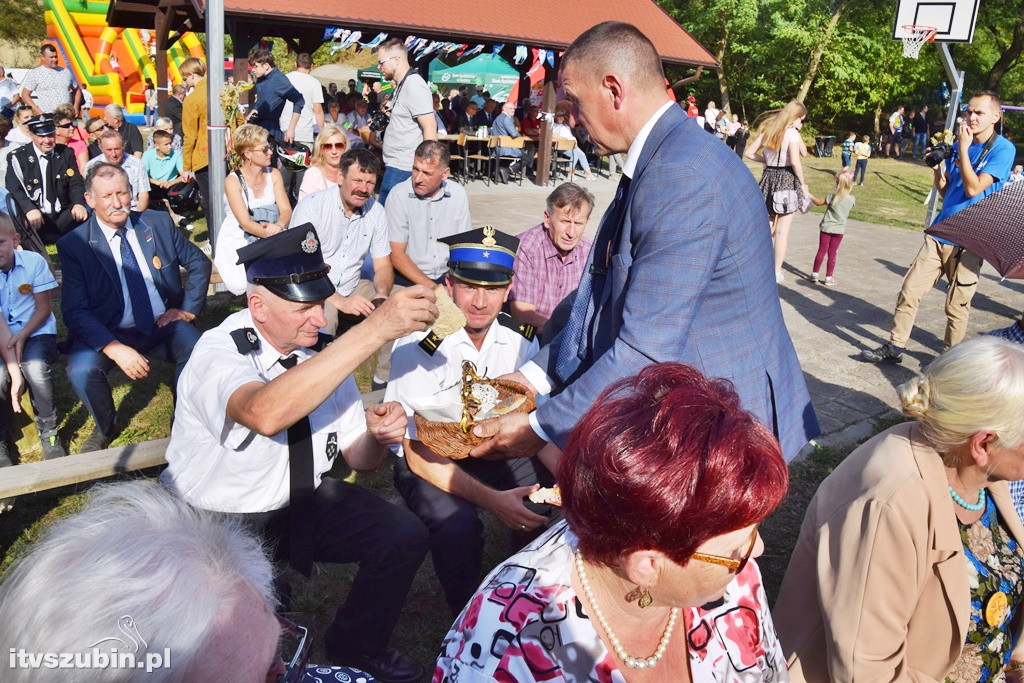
[36,207,81,244]
[194,166,210,223]
[234,477,429,658]
[393,454,556,615]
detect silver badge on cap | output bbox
[301,231,318,254]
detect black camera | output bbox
[367,109,389,133]
[925,142,953,168]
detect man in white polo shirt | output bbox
[290,148,393,337]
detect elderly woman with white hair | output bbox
[775,336,1024,682]
[0,482,376,681]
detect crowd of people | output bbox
[0,18,1023,683]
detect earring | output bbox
[624,586,653,608]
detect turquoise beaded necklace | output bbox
[949,485,986,512]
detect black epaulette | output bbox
[418,329,443,356]
[498,312,536,341]
[311,333,333,352]
[230,327,260,354]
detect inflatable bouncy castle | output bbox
[43,0,205,123]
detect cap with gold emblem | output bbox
[236,223,334,302]
[440,226,519,286]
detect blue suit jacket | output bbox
[533,104,819,460]
[57,210,212,352]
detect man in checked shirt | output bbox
[507,182,594,336]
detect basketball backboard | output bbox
[893,0,980,43]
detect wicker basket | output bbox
[414,379,536,460]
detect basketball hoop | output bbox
[901,25,937,59]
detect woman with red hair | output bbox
[434,362,790,682]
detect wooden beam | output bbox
[0,390,386,499]
[113,2,160,15]
[0,439,170,499]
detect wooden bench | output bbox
[0,389,387,500]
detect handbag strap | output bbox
[234,169,254,217]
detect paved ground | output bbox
[463,173,1024,455]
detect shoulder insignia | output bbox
[498,312,536,341]
[418,329,443,356]
[230,327,260,354]
[310,333,333,352]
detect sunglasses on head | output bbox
[320,142,346,152]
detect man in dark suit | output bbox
[471,22,819,463]
[58,161,211,452]
[164,84,185,139]
[5,114,88,244]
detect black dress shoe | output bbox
[327,646,423,683]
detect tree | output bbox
[0,0,45,44]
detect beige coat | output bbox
[774,422,1024,681]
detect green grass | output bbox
[745,154,939,231]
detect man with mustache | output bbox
[57,162,211,452]
[291,148,394,339]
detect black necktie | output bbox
[115,229,156,335]
[279,354,316,576]
[43,152,56,213]
[554,174,631,383]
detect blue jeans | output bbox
[563,148,590,173]
[841,151,851,168]
[67,322,200,436]
[854,159,868,184]
[378,167,412,207]
[913,132,927,158]
[0,334,58,440]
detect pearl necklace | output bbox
[949,485,986,512]
[574,549,679,670]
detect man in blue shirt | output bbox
[489,100,534,181]
[247,49,304,144]
[863,91,1016,364]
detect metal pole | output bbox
[206,0,226,252]
[926,42,964,226]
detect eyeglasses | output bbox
[272,616,310,683]
[690,526,759,574]
[55,123,72,129]
[320,142,346,152]
[377,55,398,67]
[253,145,272,154]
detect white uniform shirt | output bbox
[161,309,367,513]
[384,314,539,448]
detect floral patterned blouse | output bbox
[946,494,1024,683]
[433,521,789,682]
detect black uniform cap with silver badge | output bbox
[236,224,335,302]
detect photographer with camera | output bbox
[862,91,1016,365]
[374,38,437,207]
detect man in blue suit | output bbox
[58,162,211,452]
[471,22,818,463]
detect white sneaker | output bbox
[776,270,784,283]
[200,242,212,256]
[808,272,820,283]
